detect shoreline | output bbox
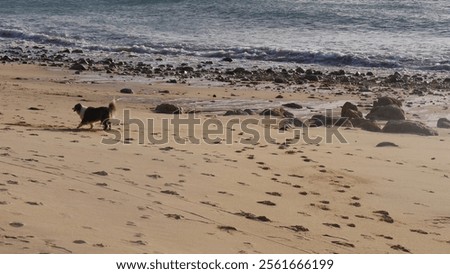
[0,63,449,254]
[2,46,448,128]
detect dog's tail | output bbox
[109,98,117,116]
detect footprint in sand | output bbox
[331,241,355,248]
[282,225,309,232]
[257,200,276,206]
[390,244,411,253]
[218,191,234,196]
[235,211,271,222]
[373,210,394,223]
[73,240,86,244]
[161,190,180,196]
[129,240,147,246]
[147,174,162,179]
[310,203,330,211]
[323,223,341,228]
[410,229,429,235]
[25,201,43,206]
[376,234,394,240]
[200,201,218,207]
[218,226,237,233]
[126,221,136,227]
[288,174,304,179]
[9,222,24,228]
[92,171,108,176]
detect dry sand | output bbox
[0,63,449,254]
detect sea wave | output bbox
[0,27,79,48]
[1,26,448,72]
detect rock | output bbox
[233,67,248,74]
[437,118,450,128]
[260,107,293,118]
[224,109,249,116]
[296,67,305,73]
[72,49,84,54]
[382,120,438,136]
[155,103,183,114]
[386,72,403,83]
[350,118,381,132]
[366,105,405,120]
[282,102,303,109]
[69,63,87,71]
[244,109,256,115]
[341,102,363,119]
[120,88,134,94]
[274,77,287,84]
[221,57,233,62]
[308,115,351,127]
[177,66,194,72]
[2,55,13,62]
[275,94,284,98]
[304,74,320,82]
[279,118,304,130]
[376,142,399,147]
[374,96,402,107]
[279,119,294,131]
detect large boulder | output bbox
[382,120,438,136]
[350,118,381,132]
[366,105,405,120]
[341,102,363,119]
[260,107,293,118]
[374,96,402,107]
[437,118,450,129]
[154,103,183,114]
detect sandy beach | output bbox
[0,62,449,254]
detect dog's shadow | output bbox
[45,128,106,133]
[4,122,108,133]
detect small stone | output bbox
[120,88,133,94]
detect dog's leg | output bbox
[89,123,94,130]
[102,119,111,131]
[77,122,83,129]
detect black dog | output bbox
[72,99,116,130]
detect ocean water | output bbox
[1,0,449,72]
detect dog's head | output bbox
[72,103,83,114]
